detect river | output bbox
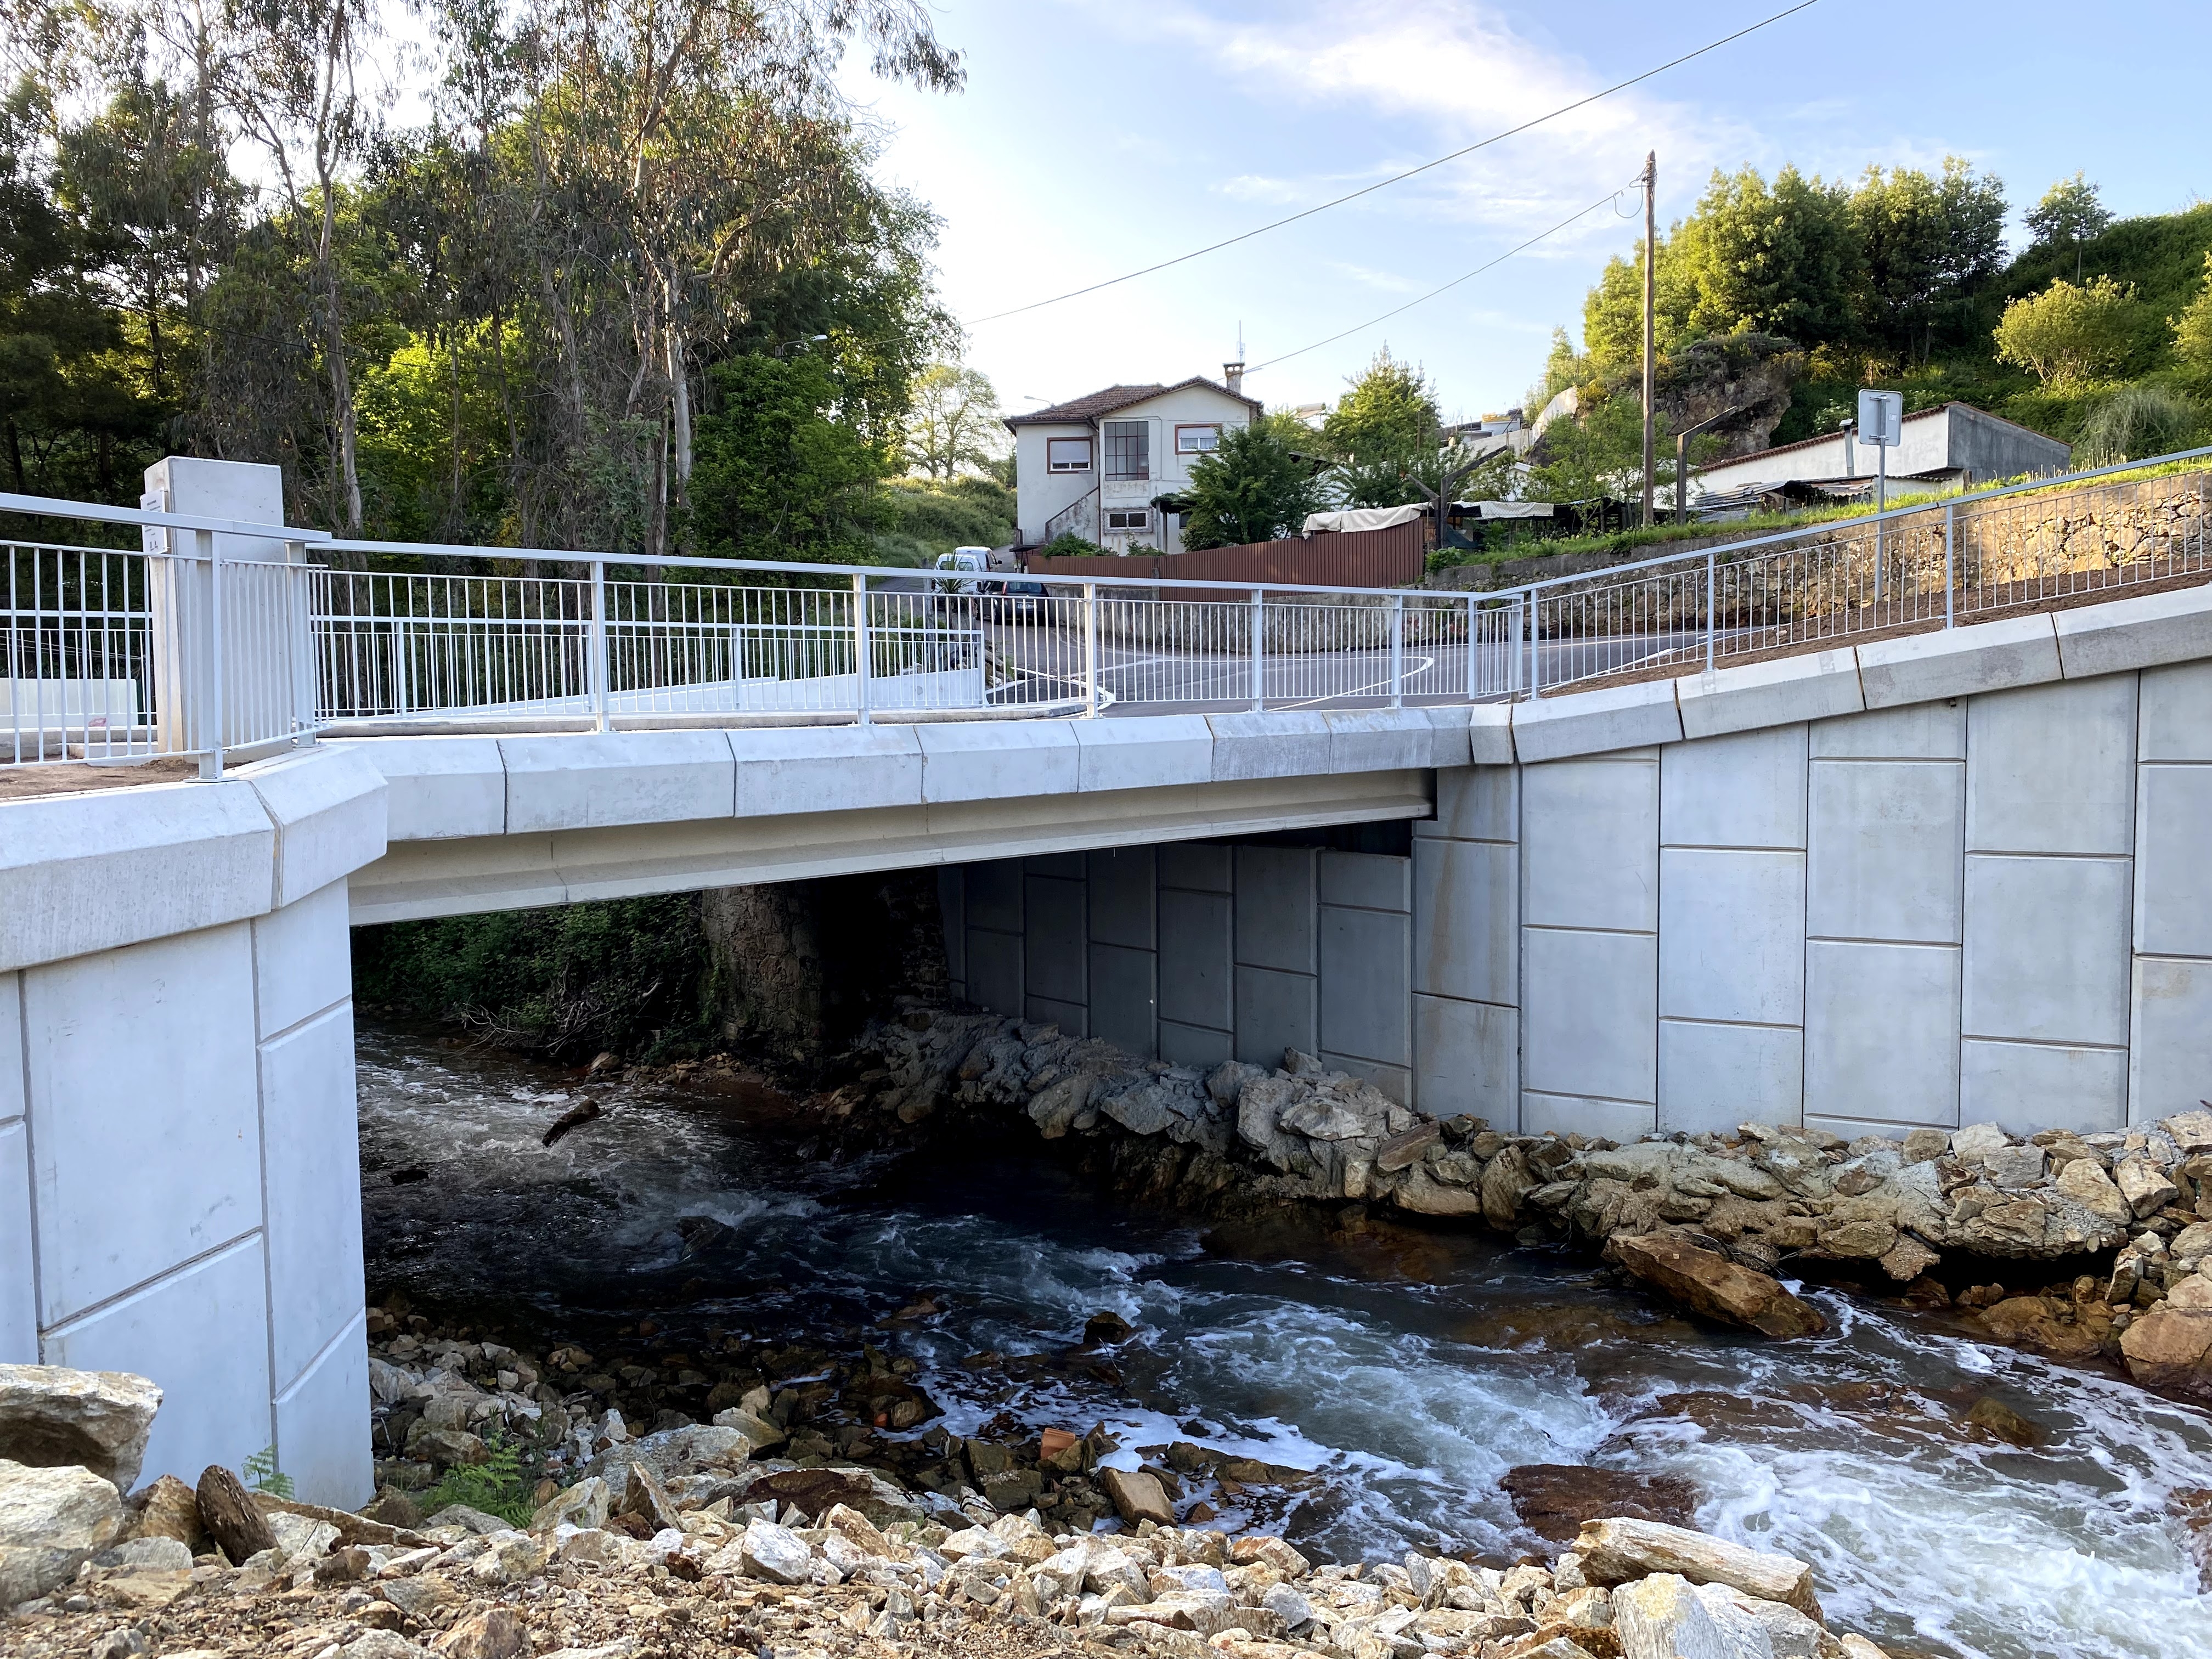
[355,1026,2212,1659]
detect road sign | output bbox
[1857,389,1903,448]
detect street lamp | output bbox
[772,334,830,357]
[1673,405,1742,524]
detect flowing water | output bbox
[357,1028,2212,1659]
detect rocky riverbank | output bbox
[799,1007,2212,1401]
[2,1361,1904,1659]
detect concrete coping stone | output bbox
[1674,647,1864,742]
[0,747,391,973]
[1511,677,1683,765]
[1855,612,2059,709]
[2053,582,2212,680]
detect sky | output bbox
[837,0,2212,426]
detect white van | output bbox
[933,548,990,596]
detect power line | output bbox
[1244,183,1638,375]
[961,0,1820,327]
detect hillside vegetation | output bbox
[1541,163,2212,477]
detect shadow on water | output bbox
[356,1026,2212,1659]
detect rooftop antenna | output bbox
[1224,322,1247,397]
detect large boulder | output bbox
[2120,1307,2212,1401]
[2055,1158,2131,1225]
[1605,1233,1825,1339]
[0,1365,162,1493]
[0,1458,126,1606]
[1576,1518,1821,1621]
[1612,1573,1778,1659]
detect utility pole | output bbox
[1641,150,1657,528]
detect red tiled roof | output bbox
[1004,376,1262,429]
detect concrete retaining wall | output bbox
[944,837,1417,1104]
[0,747,387,1505]
[952,588,2212,1138]
[1410,615,2212,1141]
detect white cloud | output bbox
[1327,261,1426,295]
[1064,0,1764,233]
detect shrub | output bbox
[2072,385,2203,467]
[1993,275,2138,386]
[1036,531,1105,558]
[419,1431,538,1527]
[352,895,716,1062]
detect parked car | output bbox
[979,577,1048,618]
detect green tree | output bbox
[1526,390,1661,504]
[902,362,1001,477]
[2025,172,2114,280]
[2173,253,2212,375]
[1180,420,1321,547]
[1848,157,2008,363]
[686,351,891,563]
[1319,347,1440,461]
[0,92,154,496]
[1992,275,2137,385]
[1674,163,1857,347]
[1581,232,1696,371]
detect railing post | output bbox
[1389,592,1404,708]
[1249,587,1264,712]
[1943,501,1956,630]
[852,571,871,725]
[395,610,413,718]
[198,527,223,780]
[1466,594,1480,699]
[1527,591,1542,699]
[286,539,316,742]
[1704,550,1716,673]
[588,557,610,732]
[1083,582,1099,718]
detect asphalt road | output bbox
[969,606,1699,712]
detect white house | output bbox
[1006,368,1262,552]
[1691,401,2070,504]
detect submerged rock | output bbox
[1500,1464,1701,1542]
[1606,1232,1825,1339]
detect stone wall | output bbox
[701,870,949,1069]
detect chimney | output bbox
[1223,360,1245,397]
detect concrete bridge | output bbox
[2,457,2209,1519]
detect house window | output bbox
[1103,420,1150,480]
[1105,510,1150,533]
[1175,424,1222,455]
[1046,437,1092,472]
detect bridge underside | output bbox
[345,769,1433,923]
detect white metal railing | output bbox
[2,493,325,774]
[1500,452,2212,696]
[3,449,2210,770]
